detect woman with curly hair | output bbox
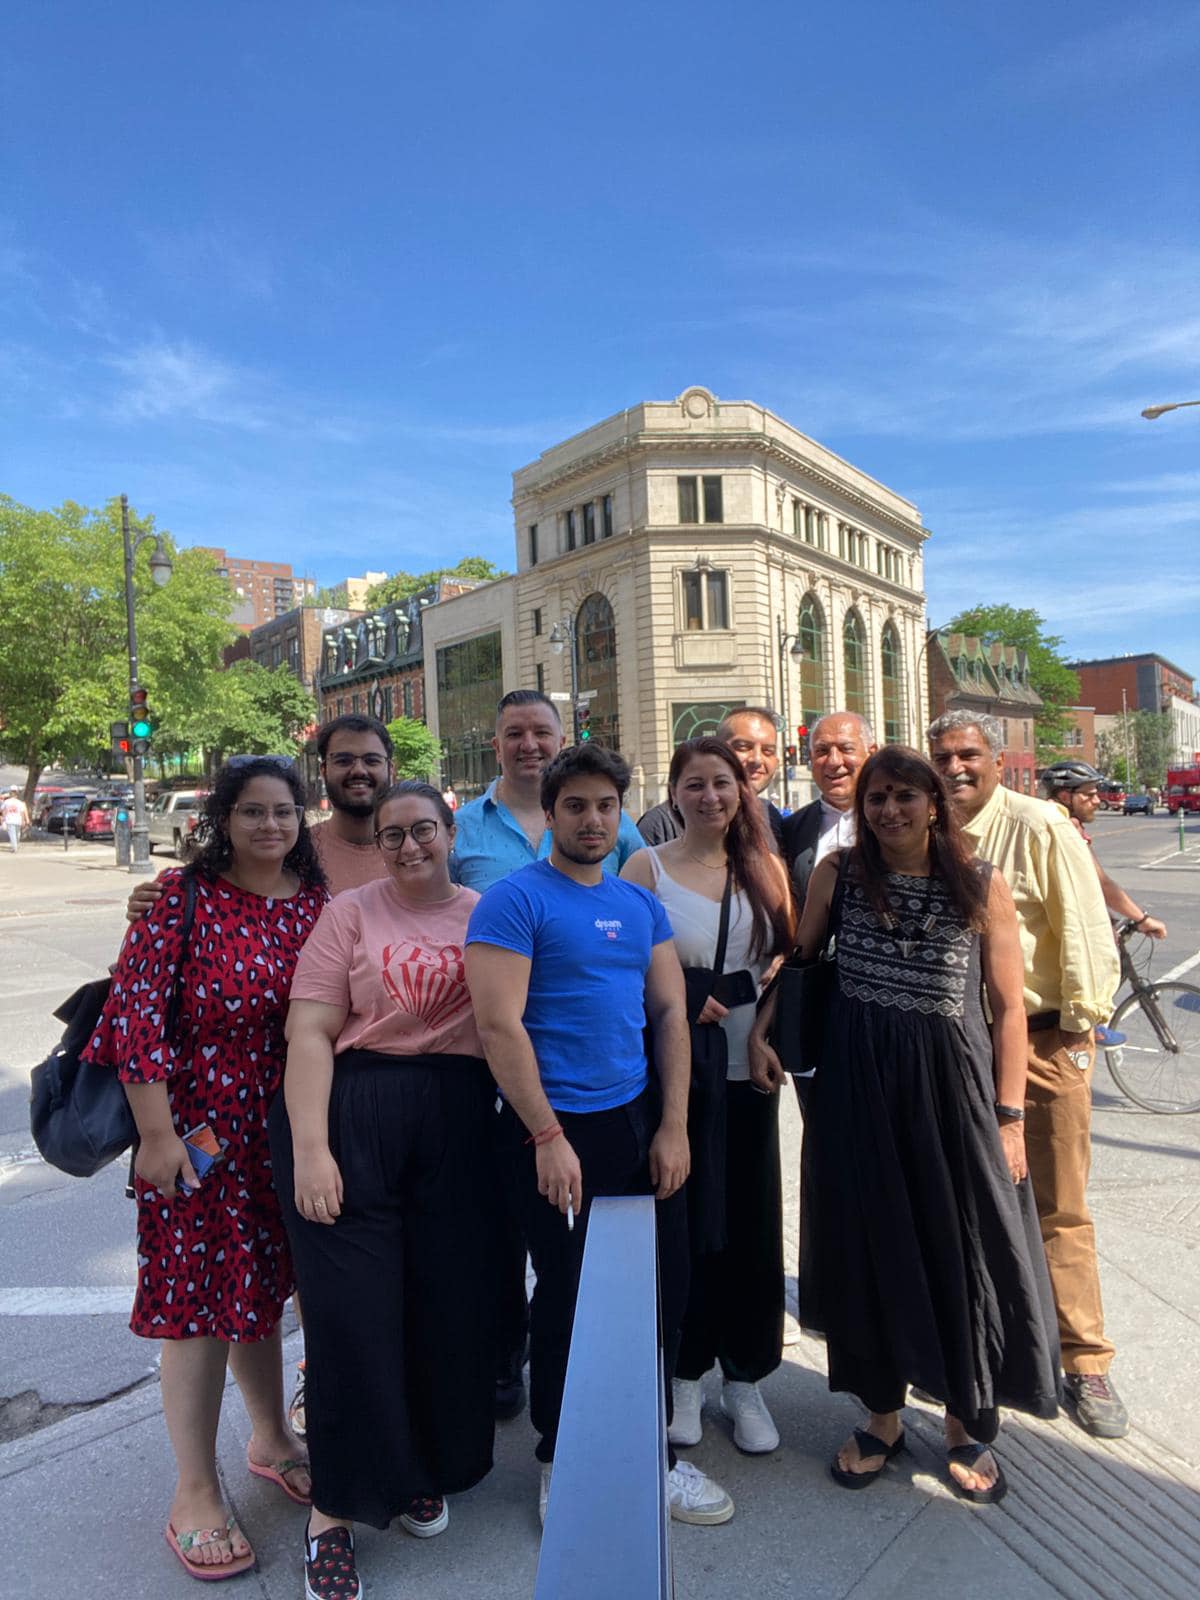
[750,747,1059,1505]
[84,756,327,1580]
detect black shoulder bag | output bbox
[680,869,735,1255]
[761,854,850,1078]
[30,875,198,1182]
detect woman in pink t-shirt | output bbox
[270,781,495,1600]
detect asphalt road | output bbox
[1,812,1197,1440]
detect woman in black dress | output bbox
[751,747,1058,1503]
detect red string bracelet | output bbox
[527,1123,563,1147]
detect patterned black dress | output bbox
[799,867,1060,1441]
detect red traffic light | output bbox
[797,724,808,739]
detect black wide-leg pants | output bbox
[496,1087,689,1464]
[676,1079,784,1384]
[269,1050,497,1529]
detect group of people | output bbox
[78,690,1150,1593]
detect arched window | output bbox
[576,592,620,750]
[843,610,868,718]
[797,594,826,726]
[880,622,903,744]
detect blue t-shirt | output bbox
[451,780,644,891]
[466,859,673,1113]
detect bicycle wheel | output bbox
[1104,983,1200,1113]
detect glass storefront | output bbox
[436,631,503,800]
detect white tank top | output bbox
[647,847,763,1081]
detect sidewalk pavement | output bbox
[5,1084,1198,1600]
[5,834,1199,1596]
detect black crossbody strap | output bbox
[712,867,733,978]
[163,874,198,1043]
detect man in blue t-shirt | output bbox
[466,743,734,1528]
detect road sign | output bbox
[575,689,598,702]
[549,692,572,702]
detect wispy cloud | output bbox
[106,341,272,429]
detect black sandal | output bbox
[830,1427,906,1489]
[946,1442,1008,1505]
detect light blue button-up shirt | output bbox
[450,779,645,892]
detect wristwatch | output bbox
[994,1103,1026,1123]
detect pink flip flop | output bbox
[247,1449,312,1505]
[165,1517,256,1581]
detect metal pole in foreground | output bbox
[121,495,153,876]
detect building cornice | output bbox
[513,429,928,542]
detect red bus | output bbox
[1165,766,1200,815]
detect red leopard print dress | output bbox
[84,869,326,1341]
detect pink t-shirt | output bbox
[291,877,482,1058]
[311,821,391,895]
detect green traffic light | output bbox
[131,718,152,738]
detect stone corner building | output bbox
[422,387,931,808]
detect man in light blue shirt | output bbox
[451,689,644,891]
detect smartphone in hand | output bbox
[178,1122,224,1196]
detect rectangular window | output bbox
[533,607,542,636]
[351,692,361,714]
[529,523,539,566]
[382,685,394,721]
[677,476,699,523]
[582,501,596,544]
[702,476,723,523]
[681,568,730,631]
[535,662,544,692]
[838,524,849,561]
[792,498,803,536]
[565,508,577,550]
[602,493,614,537]
[402,680,413,717]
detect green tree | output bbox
[184,661,317,771]
[947,604,1080,760]
[1097,712,1172,790]
[385,715,443,780]
[366,556,506,609]
[0,495,234,804]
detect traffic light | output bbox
[129,687,154,756]
[576,701,592,742]
[797,723,810,765]
[110,720,131,764]
[786,744,798,765]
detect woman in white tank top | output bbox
[622,736,793,1457]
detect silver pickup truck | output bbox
[147,790,207,857]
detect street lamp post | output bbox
[120,493,172,875]
[549,615,580,740]
[775,615,805,807]
[1141,399,1200,420]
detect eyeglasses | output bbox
[325,752,389,771]
[226,754,297,772]
[375,819,440,850]
[231,803,305,826]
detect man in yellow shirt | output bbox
[929,711,1125,1439]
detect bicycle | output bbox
[1102,921,1200,1113]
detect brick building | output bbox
[316,579,478,728]
[1068,653,1194,715]
[195,547,317,631]
[927,630,1042,793]
[248,605,354,697]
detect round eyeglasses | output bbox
[375,819,440,850]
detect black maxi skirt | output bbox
[798,996,1061,1442]
[270,1048,497,1527]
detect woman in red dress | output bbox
[84,757,327,1580]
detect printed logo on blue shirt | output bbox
[594,917,623,940]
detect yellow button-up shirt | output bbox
[960,784,1119,1032]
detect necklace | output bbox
[880,907,937,959]
[684,852,727,871]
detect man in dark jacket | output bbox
[780,711,876,911]
[638,707,785,846]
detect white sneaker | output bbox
[783,1314,803,1347]
[667,1459,734,1524]
[538,1464,552,1527]
[721,1380,780,1454]
[668,1377,703,1447]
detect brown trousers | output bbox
[1024,1028,1115,1374]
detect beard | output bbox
[328,788,376,819]
[555,836,612,865]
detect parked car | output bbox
[147,789,208,856]
[73,795,125,840]
[43,794,89,834]
[1123,793,1156,816]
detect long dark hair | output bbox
[667,737,794,959]
[187,758,327,891]
[850,746,988,931]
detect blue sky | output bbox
[3,1,1198,673]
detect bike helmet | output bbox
[1040,760,1103,794]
